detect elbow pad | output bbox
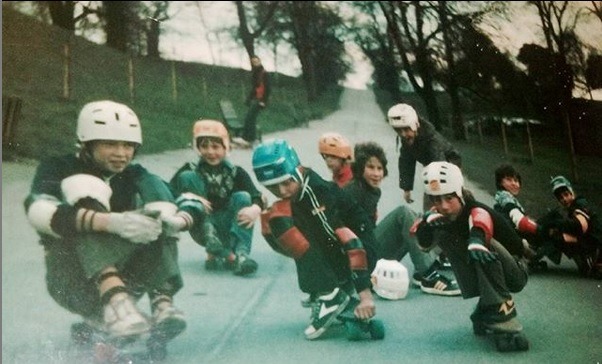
[509,208,538,235]
[270,200,310,259]
[469,207,493,245]
[26,195,61,238]
[335,227,368,271]
[61,174,112,211]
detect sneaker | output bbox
[233,254,258,276]
[420,270,461,296]
[301,293,317,308]
[304,288,350,340]
[471,299,518,325]
[103,294,150,337]
[152,303,187,342]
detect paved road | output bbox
[3,88,601,363]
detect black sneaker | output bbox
[420,271,461,296]
[304,288,350,340]
[301,293,317,308]
[233,254,258,276]
[471,299,518,325]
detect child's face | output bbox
[430,193,463,221]
[90,140,136,174]
[501,176,521,196]
[198,139,226,165]
[556,189,575,208]
[363,156,384,188]
[394,127,417,146]
[266,178,300,200]
[322,154,345,173]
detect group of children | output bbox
[24,100,601,353]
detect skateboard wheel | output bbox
[148,340,168,361]
[71,322,95,345]
[472,322,486,336]
[344,321,365,341]
[369,319,385,340]
[514,333,530,351]
[495,333,529,352]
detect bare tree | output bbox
[234,1,279,60]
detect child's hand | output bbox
[355,289,376,320]
[199,196,213,213]
[237,204,262,228]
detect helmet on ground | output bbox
[387,103,419,131]
[77,100,142,145]
[252,139,301,186]
[371,259,409,300]
[192,119,230,152]
[422,161,464,200]
[318,132,353,160]
[550,175,573,196]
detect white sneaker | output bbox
[152,304,187,341]
[103,295,150,337]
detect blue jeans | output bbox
[209,191,254,256]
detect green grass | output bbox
[2,8,342,160]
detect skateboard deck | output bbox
[71,321,173,363]
[473,318,529,352]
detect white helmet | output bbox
[387,103,419,131]
[77,100,142,145]
[371,259,409,300]
[422,161,464,200]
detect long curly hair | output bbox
[351,142,388,179]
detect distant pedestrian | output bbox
[23,100,201,347]
[414,162,529,336]
[170,119,265,275]
[253,139,376,340]
[232,55,270,148]
[318,132,354,188]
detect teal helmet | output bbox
[252,139,301,186]
[550,175,573,197]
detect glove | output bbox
[161,212,193,237]
[423,210,448,227]
[467,237,497,264]
[107,211,162,244]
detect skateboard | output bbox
[336,298,385,341]
[71,321,171,363]
[472,318,529,352]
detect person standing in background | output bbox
[233,55,271,148]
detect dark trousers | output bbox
[242,99,263,142]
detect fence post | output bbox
[128,55,135,103]
[2,96,22,146]
[500,119,509,156]
[525,121,534,162]
[171,61,177,102]
[62,43,71,99]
